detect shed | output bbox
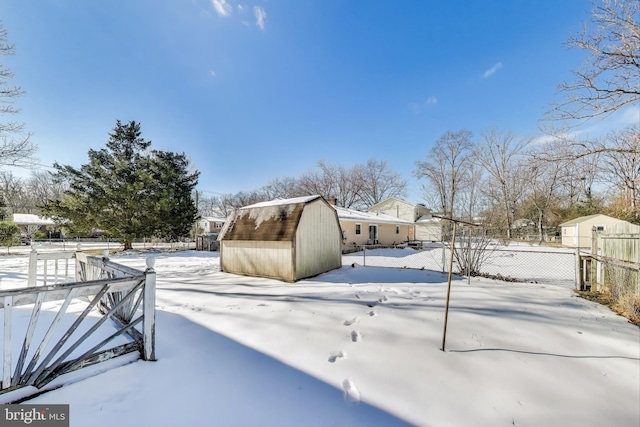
[218,195,342,282]
[559,214,635,248]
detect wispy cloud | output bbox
[209,70,217,78]
[254,6,267,30]
[211,0,232,17]
[483,62,503,78]
[409,96,438,114]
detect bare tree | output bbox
[524,152,567,242]
[0,171,29,214]
[475,129,531,237]
[545,0,639,130]
[358,158,407,208]
[414,129,474,217]
[298,160,363,208]
[600,126,640,210]
[0,21,36,168]
[259,176,302,200]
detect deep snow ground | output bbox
[1,250,639,426]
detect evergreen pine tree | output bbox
[44,120,199,249]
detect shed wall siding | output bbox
[221,240,293,281]
[295,202,342,280]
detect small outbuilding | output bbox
[218,195,342,282]
[559,214,636,248]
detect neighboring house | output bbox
[218,195,342,282]
[368,197,442,242]
[198,216,226,235]
[559,214,637,248]
[334,205,414,249]
[12,213,55,235]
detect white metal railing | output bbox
[1,249,156,402]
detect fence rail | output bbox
[1,249,156,403]
[343,244,578,288]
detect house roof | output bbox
[199,216,227,223]
[334,206,413,225]
[368,197,417,211]
[12,213,55,226]
[559,214,618,227]
[220,195,325,242]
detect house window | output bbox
[396,225,400,234]
[596,225,605,232]
[215,222,224,229]
[355,224,361,235]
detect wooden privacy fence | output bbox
[578,225,640,294]
[1,249,156,402]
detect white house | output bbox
[368,197,442,242]
[12,213,55,234]
[218,195,342,282]
[198,216,226,235]
[334,205,414,250]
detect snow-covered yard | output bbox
[1,249,638,426]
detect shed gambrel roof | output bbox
[559,214,617,227]
[219,195,326,242]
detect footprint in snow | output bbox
[343,317,360,326]
[368,310,377,317]
[342,379,361,405]
[328,351,346,363]
[350,330,361,342]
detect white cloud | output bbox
[425,96,438,105]
[482,62,503,78]
[211,0,232,17]
[209,70,217,78]
[254,6,267,30]
[619,105,640,125]
[237,4,244,12]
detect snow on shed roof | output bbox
[220,195,326,242]
[333,206,413,225]
[12,213,55,226]
[241,195,321,209]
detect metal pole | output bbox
[441,221,457,352]
[467,226,472,285]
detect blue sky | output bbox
[2,0,635,202]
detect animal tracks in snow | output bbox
[328,351,347,363]
[343,317,360,326]
[342,379,361,405]
[350,330,361,342]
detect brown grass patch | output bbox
[576,290,640,326]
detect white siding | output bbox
[295,201,342,280]
[370,199,416,222]
[415,223,442,242]
[221,240,294,281]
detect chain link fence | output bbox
[343,243,577,288]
